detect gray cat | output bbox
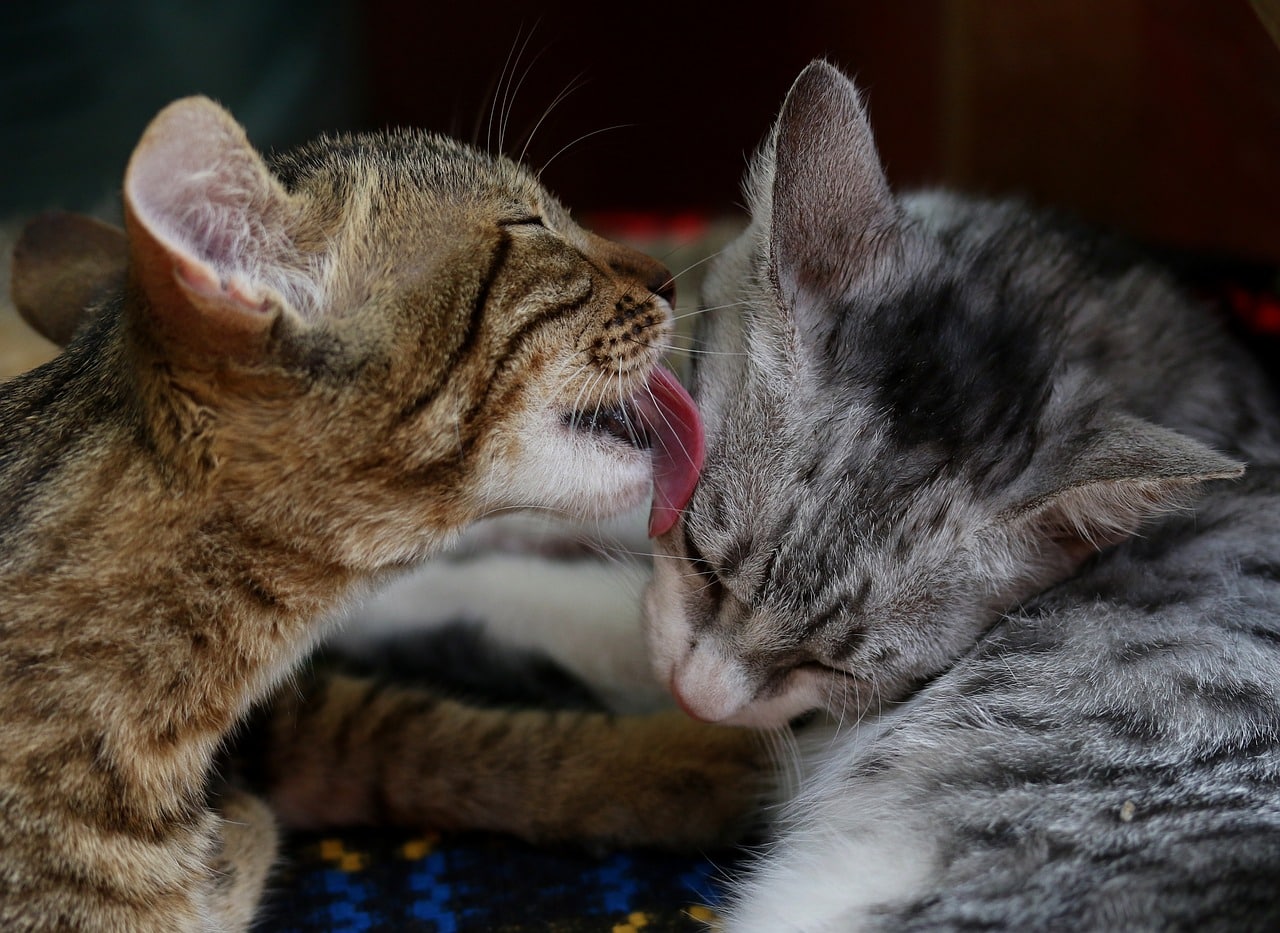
[644,61,1280,930]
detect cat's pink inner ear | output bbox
[634,366,704,538]
[769,61,898,305]
[173,255,270,314]
[124,96,291,318]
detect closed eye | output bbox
[683,525,727,602]
[499,216,546,229]
[793,659,849,678]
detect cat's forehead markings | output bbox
[271,133,543,214]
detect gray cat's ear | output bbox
[767,60,901,311]
[123,96,312,357]
[11,211,129,346]
[1001,412,1244,563]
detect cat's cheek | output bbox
[641,556,690,684]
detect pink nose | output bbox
[669,672,715,722]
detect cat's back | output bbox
[0,310,136,558]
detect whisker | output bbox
[756,725,801,808]
[565,365,601,435]
[672,299,754,322]
[584,530,650,570]
[476,503,575,521]
[485,27,528,155]
[598,548,702,563]
[663,343,750,359]
[616,333,749,368]
[518,72,588,165]
[499,27,547,156]
[538,124,633,176]
[572,369,607,434]
[656,246,732,296]
[593,544,663,562]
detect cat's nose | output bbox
[586,233,676,307]
[634,255,677,308]
[613,248,676,308]
[670,674,715,722]
[665,665,727,721]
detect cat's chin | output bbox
[480,365,701,530]
[558,364,704,537]
[677,665,833,730]
[480,407,656,521]
[717,692,827,730]
[658,632,834,729]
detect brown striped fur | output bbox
[255,671,764,848]
[0,98,764,931]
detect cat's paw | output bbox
[208,787,278,930]
[531,711,774,851]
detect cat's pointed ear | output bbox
[1002,412,1244,564]
[123,96,311,358]
[766,60,900,310]
[11,211,129,346]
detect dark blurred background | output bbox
[2,1,1279,261]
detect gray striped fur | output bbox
[645,61,1280,930]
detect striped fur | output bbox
[0,98,764,931]
[646,61,1280,929]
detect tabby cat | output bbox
[646,61,1280,930]
[0,96,763,931]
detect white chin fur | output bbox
[482,409,653,519]
[643,552,696,685]
[667,642,828,728]
[723,680,827,728]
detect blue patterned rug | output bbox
[258,830,736,932]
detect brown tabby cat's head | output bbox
[16,97,701,570]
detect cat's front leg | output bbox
[719,764,939,933]
[250,672,771,850]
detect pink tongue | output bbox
[633,366,705,538]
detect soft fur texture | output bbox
[331,512,668,714]
[0,97,764,931]
[645,62,1280,930]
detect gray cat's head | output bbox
[644,61,1243,728]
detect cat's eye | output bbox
[499,216,546,229]
[683,525,727,603]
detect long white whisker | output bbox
[594,544,661,562]
[499,27,546,155]
[476,502,574,521]
[539,124,633,176]
[566,367,600,435]
[518,72,587,165]
[672,299,754,322]
[656,247,731,295]
[486,28,526,155]
[568,367,604,434]
[662,343,750,359]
